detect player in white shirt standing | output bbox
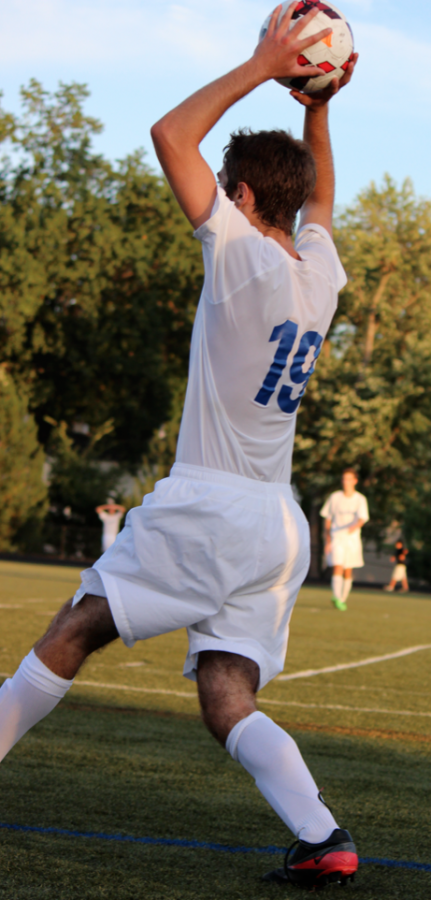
[96,499,126,552]
[321,469,369,611]
[0,6,359,892]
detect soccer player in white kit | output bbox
[321,469,369,611]
[0,6,359,891]
[96,499,126,552]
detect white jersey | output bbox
[320,491,369,534]
[98,510,123,551]
[176,187,347,484]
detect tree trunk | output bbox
[361,271,391,371]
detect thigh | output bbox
[36,593,118,666]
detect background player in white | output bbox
[96,498,126,552]
[321,468,369,611]
[0,6,359,891]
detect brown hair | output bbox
[342,468,358,478]
[222,128,316,235]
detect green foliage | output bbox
[0,81,203,464]
[294,176,431,560]
[46,418,121,525]
[0,366,47,550]
[124,379,186,508]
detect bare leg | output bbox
[401,577,409,593]
[197,650,338,842]
[197,650,258,745]
[384,580,396,592]
[333,565,343,576]
[35,593,119,679]
[0,594,119,762]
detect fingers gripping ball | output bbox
[260,0,354,93]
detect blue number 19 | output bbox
[254,320,322,414]
[254,319,298,406]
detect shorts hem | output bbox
[95,568,136,649]
[183,637,280,691]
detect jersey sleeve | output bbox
[357,494,369,523]
[320,495,332,519]
[193,186,281,304]
[294,224,347,293]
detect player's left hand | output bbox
[290,52,358,107]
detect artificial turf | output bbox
[0,561,430,898]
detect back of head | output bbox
[223,128,316,235]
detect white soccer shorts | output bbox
[392,563,407,582]
[325,530,364,569]
[73,463,310,689]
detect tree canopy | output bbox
[0,80,203,464]
[0,366,47,550]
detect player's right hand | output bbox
[253,2,331,83]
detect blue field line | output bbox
[0,822,430,872]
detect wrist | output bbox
[247,54,272,87]
[305,103,329,119]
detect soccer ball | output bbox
[259,0,354,94]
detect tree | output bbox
[0,81,203,464]
[294,177,431,569]
[0,366,47,550]
[43,418,123,558]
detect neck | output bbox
[258,222,300,259]
[239,204,300,259]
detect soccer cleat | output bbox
[262,828,358,891]
[331,596,347,611]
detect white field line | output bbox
[277,644,431,681]
[0,673,196,699]
[76,680,196,699]
[71,681,431,718]
[258,698,431,718]
[0,673,429,718]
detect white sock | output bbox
[0,649,73,762]
[341,578,352,604]
[331,574,343,600]
[226,712,338,843]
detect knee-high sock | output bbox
[341,578,352,604]
[0,650,73,762]
[331,574,343,600]
[226,712,338,843]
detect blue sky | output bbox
[2,0,431,208]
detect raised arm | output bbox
[292,54,358,237]
[151,3,332,229]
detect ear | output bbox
[232,181,254,209]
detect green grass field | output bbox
[0,560,430,899]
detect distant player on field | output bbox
[384,539,409,593]
[0,6,358,891]
[321,468,369,611]
[96,498,126,552]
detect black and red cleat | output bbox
[262,828,358,891]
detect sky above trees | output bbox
[2,0,431,207]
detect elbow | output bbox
[150,120,164,152]
[151,118,175,154]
